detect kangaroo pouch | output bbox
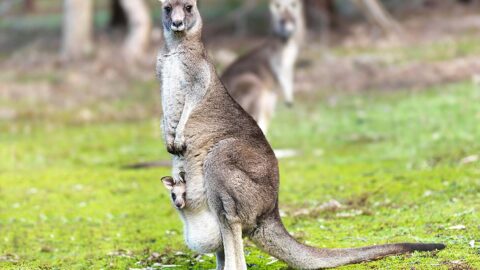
[180,208,222,253]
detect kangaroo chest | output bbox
[161,55,188,122]
[160,52,211,127]
[269,41,298,81]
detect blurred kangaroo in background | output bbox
[157,0,445,269]
[221,0,305,134]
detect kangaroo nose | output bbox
[172,20,183,28]
[176,201,185,209]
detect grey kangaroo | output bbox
[221,0,305,134]
[157,0,445,269]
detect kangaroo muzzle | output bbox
[272,13,296,40]
[282,19,295,35]
[171,8,186,32]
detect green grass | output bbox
[1,81,480,269]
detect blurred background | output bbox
[1,0,480,122]
[1,0,480,269]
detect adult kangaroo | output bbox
[157,0,445,269]
[221,0,305,134]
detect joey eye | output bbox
[171,193,176,201]
[164,6,172,14]
[185,5,193,13]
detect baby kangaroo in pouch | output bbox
[162,176,186,209]
[162,175,223,257]
[157,0,445,269]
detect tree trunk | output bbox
[304,0,337,31]
[62,0,94,61]
[23,0,35,13]
[110,0,127,29]
[353,0,402,35]
[233,0,258,36]
[119,0,152,63]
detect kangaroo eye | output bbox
[164,6,172,14]
[171,193,176,200]
[185,5,193,13]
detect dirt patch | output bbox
[296,54,480,93]
[443,260,476,270]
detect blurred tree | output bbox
[23,0,35,12]
[304,0,401,36]
[304,0,338,44]
[119,0,152,63]
[304,0,338,31]
[0,0,20,16]
[110,0,127,29]
[352,0,402,35]
[62,0,94,61]
[233,0,258,36]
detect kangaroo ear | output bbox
[161,176,175,190]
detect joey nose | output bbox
[175,201,185,209]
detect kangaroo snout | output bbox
[175,201,185,209]
[172,20,185,31]
[171,7,186,32]
[280,18,295,36]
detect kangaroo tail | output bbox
[250,211,445,269]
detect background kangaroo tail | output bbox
[249,210,445,269]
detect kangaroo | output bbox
[162,176,187,209]
[157,1,445,269]
[220,0,305,134]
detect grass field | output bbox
[1,79,479,269]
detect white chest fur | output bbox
[268,40,298,105]
[269,41,298,84]
[161,55,187,126]
[179,207,222,253]
[282,40,298,70]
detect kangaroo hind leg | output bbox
[205,167,248,270]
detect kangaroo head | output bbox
[160,0,202,40]
[161,176,187,209]
[269,0,303,41]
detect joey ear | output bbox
[161,176,175,190]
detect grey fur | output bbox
[157,1,445,269]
